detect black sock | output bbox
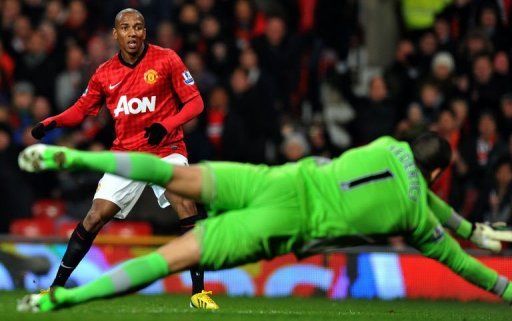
[51,222,97,287]
[180,206,207,295]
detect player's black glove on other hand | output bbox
[144,123,168,146]
[31,121,56,139]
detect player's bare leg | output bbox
[165,191,218,309]
[18,231,204,312]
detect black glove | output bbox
[144,123,168,146]
[31,121,56,140]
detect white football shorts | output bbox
[93,153,188,219]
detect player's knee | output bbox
[83,209,114,233]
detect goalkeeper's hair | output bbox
[410,131,452,178]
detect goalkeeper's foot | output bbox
[190,290,219,310]
[18,144,76,172]
[17,287,62,312]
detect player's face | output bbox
[113,13,146,56]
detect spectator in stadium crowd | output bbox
[307,120,335,158]
[457,29,493,75]
[177,3,202,52]
[498,93,512,140]
[431,110,465,207]
[433,15,457,55]
[55,45,87,112]
[44,0,66,26]
[225,67,277,163]
[462,112,507,188]
[493,51,512,85]
[416,31,439,78]
[252,15,301,112]
[0,42,15,92]
[396,103,428,142]
[427,52,456,102]
[183,51,217,95]
[0,121,34,232]
[10,81,35,127]
[280,131,310,163]
[449,98,471,137]
[232,0,264,50]
[238,46,276,107]
[14,30,57,100]
[472,158,512,225]
[384,39,419,117]
[156,21,181,52]
[470,54,511,117]
[205,86,229,158]
[60,0,92,49]
[477,4,510,51]
[199,15,236,77]
[347,75,396,145]
[410,82,444,124]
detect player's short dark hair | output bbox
[115,8,145,27]
[410,131,452,178]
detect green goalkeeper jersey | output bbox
[296,136,427,244]
[293,136,506,297]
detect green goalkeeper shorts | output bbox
[195,162,306,270]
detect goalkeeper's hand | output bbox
[144,123,167,146]
[31,121,56,140]
[470,222,512,253]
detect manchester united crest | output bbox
[144,69,158,85]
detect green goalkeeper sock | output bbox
[502,282,512,303]
[54,252,169,306]
[65,150,173,186]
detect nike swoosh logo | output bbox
[109,81,122,90]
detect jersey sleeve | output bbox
[407,209,510,301]
[72,71,105,116]
[427,190,473,239]
[167,50,200,104]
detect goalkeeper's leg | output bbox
[18,144,214,203]
[18,231,201,312]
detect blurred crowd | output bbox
[1,0,512,234]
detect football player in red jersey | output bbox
[31,8,218,309]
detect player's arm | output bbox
[32,73,104,139]
[144,50,204,146]
[408,212,512,302]
[427,190,473,238]
[428,190,512,253]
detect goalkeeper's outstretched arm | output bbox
[427,190,473,238]
[428,190,512,252]
[409,212,512,302]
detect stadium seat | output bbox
[103,221,153,236]
[32,199,66,219]
[10,218,55,237]
[57,220,80,238]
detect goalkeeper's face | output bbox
[113,12,146,56]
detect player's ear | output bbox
[113,27,118,40]
[430,167,443,183]
[142,27,147,41]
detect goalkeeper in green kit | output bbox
[16,132,512,312]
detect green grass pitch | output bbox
[0,291,509,321]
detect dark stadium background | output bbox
[0,0,512,306]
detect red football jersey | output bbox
[74,44,199,157]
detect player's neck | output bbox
[119,43,146,65]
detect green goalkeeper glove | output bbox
[470,222,512,253]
